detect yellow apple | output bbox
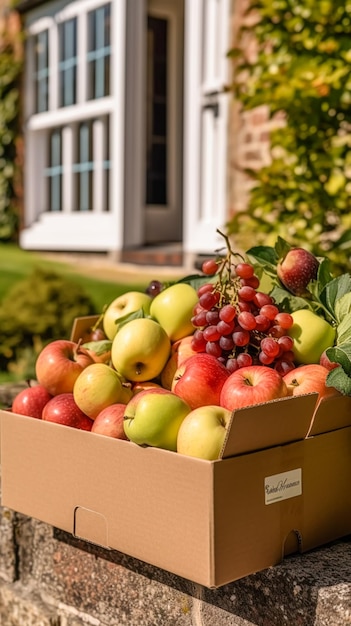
[177,405,232,460]
[73,363,133,419]
[123,388,191,451]
[103,291,152,340]
[149,283,198,342]
[111,318,171,382]
[288,309,336,364]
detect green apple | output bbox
[177,405,232,460]
[123,388,191,451]
[103,291,152,340]
[149,283,199,342]
[288,309,336,365]
[73,362,133,419]
[111,318,171,382]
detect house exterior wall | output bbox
[1,0,276,261]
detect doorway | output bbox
[144,0,184,244]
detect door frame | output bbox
[123,0,184,248]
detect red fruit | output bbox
[171,353,229,409]
[12,384,53,419]
[277,248,319,296]
[283,364,339,402]
[36,339,95,395]
[42,393,93,430]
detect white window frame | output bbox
[21,0,127,252]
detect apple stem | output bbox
[243,376,254,387]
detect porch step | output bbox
[120,244,183,267]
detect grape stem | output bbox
[214,229,245,307]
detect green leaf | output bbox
[82,340,112,355]
[115,308,147,332]
[319,274,351,320]
[270,285,312,312]
[334,293,351,324]
[326,366,351,396]
[274,236,291,260]
[326,343,351,376]
[336,313,351,345]
[176,274,216,290]
[316,257,334,291]
[246,245,278,273]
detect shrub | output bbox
[0,267,96,379]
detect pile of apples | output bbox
[11,239,340,461]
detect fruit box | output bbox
[1,391,351,588]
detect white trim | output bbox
[27,97,113,130]
[183,0,231,256]
[92,119,105,213]
[62,126,74,213]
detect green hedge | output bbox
[228,0,351,273]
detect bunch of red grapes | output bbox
[191,250,296,375]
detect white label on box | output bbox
[265,468,302,505]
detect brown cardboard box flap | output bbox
[70,316,101,342]
[221,393,318,459]
[307,393,351,436]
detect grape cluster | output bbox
[191,239,296,375]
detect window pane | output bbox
[74,122,93,211]
[87,4,111,100]
[59,18,77,107]
[146,16,168,205]
[47,130,62,211]
[35,30,49,113]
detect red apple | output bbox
[220,365,288,411]
[11,384,53,419]
[283,364,339,401]
[277,247,319,296]
[42,393,93,430]
[91,403,128,439]
[36,340,95,396]
[171,353,229,409]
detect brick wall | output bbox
[226,0,286,222]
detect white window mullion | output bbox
[62,126,73,212]
[78,12,87,104]
[93,119,104,212]
[49,23,58,110]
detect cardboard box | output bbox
[1,392,351,588]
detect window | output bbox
[47,130,62,211]
[59,18,78,107]
[28,2,112,220]
[146,16,168,205]
[87,4,111,99]
[34,30,49,113]
[75,121,93,211]
[44,117,110,213]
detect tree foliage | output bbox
[227,0,351,272]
